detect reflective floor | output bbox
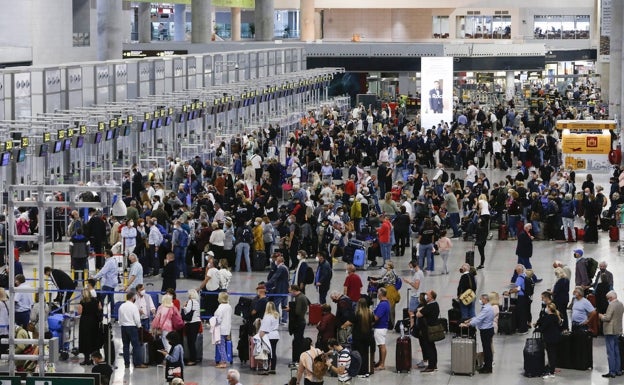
[4,166,622,385]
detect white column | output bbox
[137,2,151,43]
[300,0,314,42]
[191,0,212,43]
[314,10,322,40]
[231,7,241,41]
[173,4,186,41]
[505,71,515,102]
[97,0,123,61]
[609,0,623,126]
[254,0,274,41]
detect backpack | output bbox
[524,276,535,297]
[345,349,362,378]
[441,170,449,183]
[308,351,328,378]
[304,266,315,285]
[322,226,334,245]
[241,227,252,244]
[176,228,189,248]
[394,277,403,290]
[586,258,599,281]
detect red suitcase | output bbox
[498,224,508,240]
[308,303,322,325]
[609,226,619,242]
[395,335,412,373]
[576,227,585,241]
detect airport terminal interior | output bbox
[1,1,624,385]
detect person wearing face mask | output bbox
[461,293,495,374]
[292,250,310,294]
[121,219,138,256]
[416,290,440,373]
[599,290,624,378]
[44,266,77,313]
[77,287,103,365]
[592,261,614,291]
[135,283,156,331]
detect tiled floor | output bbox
[4,167,622,384]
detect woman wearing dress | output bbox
[214,291,233,368]
[258,301,280,374]
[78,288,102,365]
[182,290,201,366]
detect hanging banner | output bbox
[420,57,454,131]
[599,0,612,62]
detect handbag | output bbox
[426,322,446,342]
[165,360,183,381]
[182,302,195,322]
[460,289,476,306]
[171,308,185,330]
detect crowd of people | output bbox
[0,95,621,384]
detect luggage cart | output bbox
[48,312,79,360]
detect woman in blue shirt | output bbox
[159,331,184,382]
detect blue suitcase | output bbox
[215,339,233,364]
[353,249,366,268]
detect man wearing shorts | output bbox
[373,287,390,370]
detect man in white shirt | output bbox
[492,137,503,169]
[465,160,479,188]
[124,253,143,292]
[118,292,148,368]
[135,283,156,330]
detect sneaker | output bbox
[415,360,427,369]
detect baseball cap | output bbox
[573,249,583,256]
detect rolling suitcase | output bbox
[353,248,366,268]
[610,226,619,242]
[448,308,461,335]
[451,327,476,376]
[215,339,233,364]
[237,323,250,362]
[556,331,573,369]
[395,327,412,373]
[498,224,508,240]
[577,227,585,241]
[571,330,593,370]
[248,336,258,370]
[252,251,267,271]
[498,311,516,335]
[308,303,322,325]
[465,248,475,267]
[523,333,545,377]
[183,333,204,362]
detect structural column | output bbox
[231,7,241,41]
[97,0,123,61]
[254,0,274,41]
[505,70,515,102]
[609,0,623,129]
[300,0,315,42]
[191,0,212,43]
[137,2,151,43]
[174,4,186,41]
[314,10,322,40]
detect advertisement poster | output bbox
[421,57,454,131]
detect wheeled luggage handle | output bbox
[459,325,472,338]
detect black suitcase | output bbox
[523,335,545,377]
[498,311,516,335]
[101,323,115,366]
[252,251,267,272]
[237,323,250,362]
[448,308,461,335]
[619,335,624,370]
[556,332,573,369]
[465,250,474,266]
[571,330,593,370]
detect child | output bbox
[436,230,452,274]
[91,351,113,385]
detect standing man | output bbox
[315,252,332,304]
[118,291,148,369]
[416,290,440,373]
[513,223,541,283]
[44,266,77,313]
[343,264,363,303]
[405,260,425,328]
[69,228,90,279]
[593,261,614,291]
[573,249,591,293]
[428,80,444,114]
[135,283,156,331]
[14,274,33,328]
[124,253,143,292]
[462,293,495,374]
[84,208,107,269]
[510,264,530,334]
[457,263,477,320]
[442,184,462,238]
[92,250,118,308]
[570,286,595,333]
[373,287,390,371]
[147,219,163,276]
[599,290,624,378]
[121,219,138,256]
[265,255,290,324]
[287,284,309,367]
[171,220,189,279]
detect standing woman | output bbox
[77,288,102,365]
[352,298,374,377]
[418,218,436,273]
[182,290,201,366]
[252,217,265,255]
[217,259,232,292]
[259,301,280,374]
[223,219,236,269]
[552,267,570,330]
[476,194,491,229]
[152,294,178,351]
[213,292,233,368]
[534,303,562,378]
[208,222,225,256]
[262,217,274,257]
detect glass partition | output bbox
[457,15,511,39]
[533,15,590,39]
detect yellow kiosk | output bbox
[557,120,616,171]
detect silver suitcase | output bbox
[451,327,476,376]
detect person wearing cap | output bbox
[573,249,591,291]
[251,283,269,321]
